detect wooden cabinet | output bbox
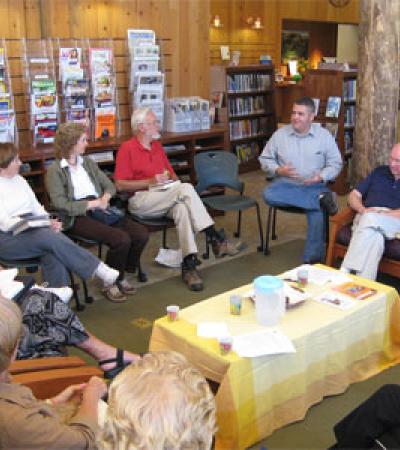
[18,126,228,207]
[304,69,357,195]
[211,64,277,173]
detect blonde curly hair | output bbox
[0,295,22,374]
[98,351,216,450]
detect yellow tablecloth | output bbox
[149,268,400,450]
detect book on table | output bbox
[8,213,51,235]
[332,281,377,300]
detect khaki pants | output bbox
[128,181,214,257]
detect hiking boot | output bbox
[182,267,203,291]
[118,278,137,295]
[212,240,240,258]
[102,284,127,303]
[319,191,338,216]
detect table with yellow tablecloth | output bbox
[149,268,400,450]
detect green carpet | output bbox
[72,238,400,450]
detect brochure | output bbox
[332,282,377,300]
[0,112,15,143]
[94,106,116,139]
[325,96,341,118]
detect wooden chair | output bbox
[325,206,400,277]
[10,356,103,399]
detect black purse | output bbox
[88,206,124,225]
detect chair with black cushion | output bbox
[264,205,330,256]
[0,256,85,311]
[194,151,263,259]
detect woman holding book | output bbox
[46,123,149,303]
[0,142,121,298]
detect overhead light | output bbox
[211,15,223,28]
[246,16,264,30]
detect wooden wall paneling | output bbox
[23,0,42,38]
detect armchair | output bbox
[325,207,400,278]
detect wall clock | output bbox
[329,0,350,7]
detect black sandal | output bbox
[99,348,131,380]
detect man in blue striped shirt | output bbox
[259,97,343,263]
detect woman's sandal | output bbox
[99,348,131,379]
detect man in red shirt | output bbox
[115,107,240,291]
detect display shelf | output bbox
[304,68,357,195]
[211,64,277,172]
[18,125,227,207]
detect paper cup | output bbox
[297,268,309,286]
[229,294,242,315]
[166,305,179,321]
[219,336,233,355]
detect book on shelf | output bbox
[7,213,51,236]
[227,73,271,93]
[343,79,357,101]
[325,96,341,118]
[312,98,320,116]
[94,106,116,139]
[332,282,377,300]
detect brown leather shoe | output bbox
[102,284,127,303]
[182,268,203,291]
[212,240,240,258]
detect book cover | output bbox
[8,214,50,235]
[94,106,116,139]
[332,282,377,300]
[325,96,341,118]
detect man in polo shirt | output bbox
[114,107,240,292]
[259,96,343,263]
[340,143,400,280]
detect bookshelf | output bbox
[211,64,277,173]
[304,68,357,195]
[18,126,227,208]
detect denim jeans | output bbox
[263,179,330,262]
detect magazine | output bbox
[94,106,116,139]
[325,96,341,118]
[332,282,377,300]
[89,48,112,75]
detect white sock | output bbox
[94,262,119,286]
[33,285,73,304]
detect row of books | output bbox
[164,97,210,132]
[228,96,265,117]
[234,142,261,163]
[344,130,354,154]
[343,79,357,101]
[344,105,356,127]
[227,74,271,93]
[229,117,268,141]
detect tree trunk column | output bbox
[353,0,400,183]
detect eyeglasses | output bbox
[142,120,161,127]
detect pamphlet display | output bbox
[127,28,164,126]
[89,46,118,140]
[164,97,210,132]
[0,41,16,144]
[22,39,59,146]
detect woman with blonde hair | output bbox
[0,294,107,448]
[99,351,217,450]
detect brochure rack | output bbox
[87,39,120,140]
[127,29,165,127]
[0,39,17,144]
[54,38,91,136]
[22,39,59,146]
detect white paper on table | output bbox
[0,280,24,299]
[233,329,296,358]
[284,284,307,303]
[155,248,182,268]
[148,180,180,192]
[313,291,356,310]
[282,265,351,286]
[197,322,229,339]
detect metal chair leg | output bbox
[68,271,84,311]
[264,206,274,255]
[272,207,278,240]
[255,203,264,252]
[202,233,211,260]
[234,211,242,238]
[82,279,94,304]
[162,227,168,249]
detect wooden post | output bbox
[353,0,400,184]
